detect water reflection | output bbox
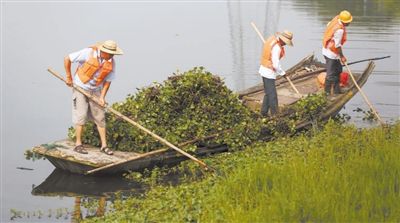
[227,0,283,90]
[71,197,105,223]
[28,169,144,222]
[32,169,143,197]
[292,0,400,24]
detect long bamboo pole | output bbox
[86,129,227,175]
[343,63,385,125]
[47,68,210,170]
[250,22,302,97]
[346,56,390,66]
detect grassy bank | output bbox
[86,121,400,222]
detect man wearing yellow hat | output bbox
[64,40,123,155]
[322,10,353,95]
[259,30,293,116]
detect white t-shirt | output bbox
[259,43,286,79]
[322,20,344,60]
[69,48,116,90]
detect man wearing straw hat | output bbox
[64,40,123,155]
[322,10,353,95]
[259,30,293,116]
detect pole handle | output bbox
[48,68,105,106]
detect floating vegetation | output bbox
[25,143,68,161]
[353,107,379,121]
[9,197,108,222]
[24,149,45,161]
[9,208,70,221]
[333,112,351,124]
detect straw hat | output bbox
[99,40,123,55]
[277,30,293,46]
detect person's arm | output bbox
[271,45,286,76]
[337,47,345,63]
[333,29,346,63]
[64,56,73,87]
[64,48,92,86]
[99,81,111,106]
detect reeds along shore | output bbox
[85,121,400,223]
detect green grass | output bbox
[85,121,400,222]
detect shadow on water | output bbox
[31,169,145,197]
[24,164,191,222]
[23,169,145,222]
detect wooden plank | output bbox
[32,139,141,167]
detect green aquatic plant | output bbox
[68,68,330,154]
[333,112,351,124]
[9,207,73,221]
[24,149,45,161]
[84,121,400,223]
[69,67,263,153]
[353,107,378,121]
[293,92,327,121]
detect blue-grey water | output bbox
[1,0,399,222]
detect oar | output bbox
[47,68,211,171]
[250,22,302,97]
[343,62,385,125]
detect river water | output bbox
[1,0,399,222]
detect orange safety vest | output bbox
[76,46,113,86]
[260,36,285,70]
[322,15,347,55]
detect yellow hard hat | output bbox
[339,10,353,23]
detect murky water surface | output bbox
[1,0,399,222]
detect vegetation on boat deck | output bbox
[84,121,400,222]
[68,67,328,153]
[69,67,261,152]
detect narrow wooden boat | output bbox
[32,54,375,175]
[239,55,376,129]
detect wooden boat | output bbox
[32,54,375,175]
[238,55,375,130]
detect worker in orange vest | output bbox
[64,40,123,155]
[259,30,294,116]
[322,10,353,95]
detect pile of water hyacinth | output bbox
[68,67,327,153]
